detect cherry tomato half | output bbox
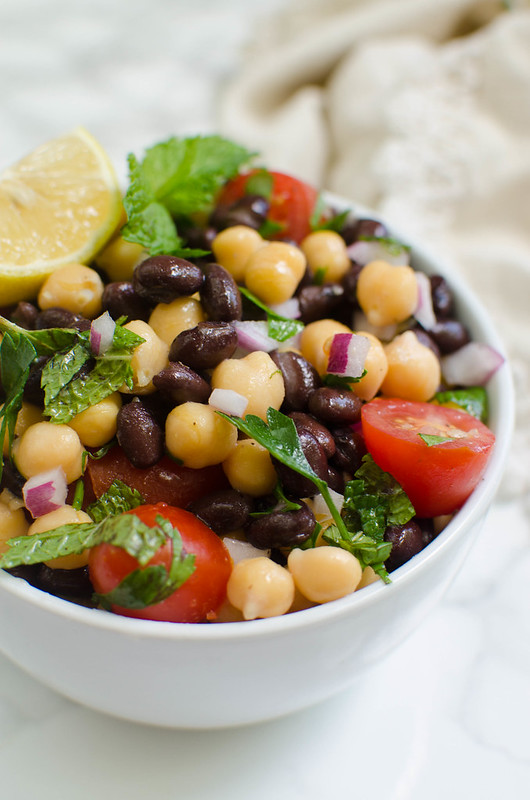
[89,503,232,623]
[85,445,229,507]
[361,398,495,518]
[218,170,319,243]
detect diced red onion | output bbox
[23,467,68,519]
[268,298,301,319]
[413,272,436,331]
[222,537,270,563]
[352,310,398,342]
[347,239,410,266]
[90,311,116,356]
[441,342,505,387]
[327,333,370,378]
[208,388,248,417]
[232,320,278,353]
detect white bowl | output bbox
[0,202,514,729]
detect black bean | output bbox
[132,255,204,303]
[273,429,329,497]
[429,319,470,354]
[200,262,242,321]
[326,464,345,494]
[430,275,454,317]
[36,307,91,331]
[297,283,345,324]
[412,327,441,358]
[0,458,26,497]
[288,412,336,458]
[116,398,164,468]
[188,489,253,534]
[340,217,388,245]
[153,362,211,404]
[210,194,270,231]
[270,350,322,412]
[245,501,316,549]
[11,301,38,329]
[22,355,49,406]
[184,225,217,252]
[33,565,94,599]
[341,262,364,304]
[384,521,424,572]
[330,427,367,474]
[169,321,237,371]
[102,281,149,321]
[308,387,362,426]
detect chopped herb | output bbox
[85,480,144,523]
[245,169,274,199]
[312,267,327,285]
[322,371,366,389]
[433,387,488,423]
[94,516,195,611]
[258,218,285,239]
[249,482,302,518]
[419,433,458,447]
[0,329,37,480]
[72,480,85,511]
[239,287,304,342]
[122,135,255,257]
[359,235,411,257]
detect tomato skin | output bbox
[218,170,318,243]
[85,446,229,508]
[361,398,495,518]
[88,503,232,623]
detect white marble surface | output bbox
[1,1,529,797]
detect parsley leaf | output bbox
[239,287,304,342]
[122,135,254,257]
[245,169,274,199]
[433,387,488,423]
[323,525,392,583]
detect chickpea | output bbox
[165,401,238,468]
[121,320,169,394]
[381,330,441,402]
[226,557,295,620]
[95,235,146,282]
[28,506,92,570]
[212,225,265,282]
[356,566,381,590]
[68,392,122,447]
[300,230,351,283]
[244,242,306,305]
[356,260,418,327]
[299,318,352,374]
[287,546,362,604]
[350,331,388,401]
[211,351,285,420]
[38,263,104,318]
[2,402,43,456]
[148,296,205,348]
[13,421,85,483]
[222,438,277,496]
[0,498,29,553]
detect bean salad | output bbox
[0,135,500,623]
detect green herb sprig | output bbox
[239,287,304,342]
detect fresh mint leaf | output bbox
[1,514,168,570]
[94,515,195,610]
[245,169,274,200]
[86,480,144,524]
[312,207,350,233]
[359,235,411,257]
[322,371,366,389]
[258,218,285,239]
[122,135,254,256]
[0,331,37,479]
[41,341,91,405]
[419,433,458,447]
[43,324,144,423]
[0,316,79,357]
[433,387,488,422]
[239,287,304,342]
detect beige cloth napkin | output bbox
[219,0,530,501]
